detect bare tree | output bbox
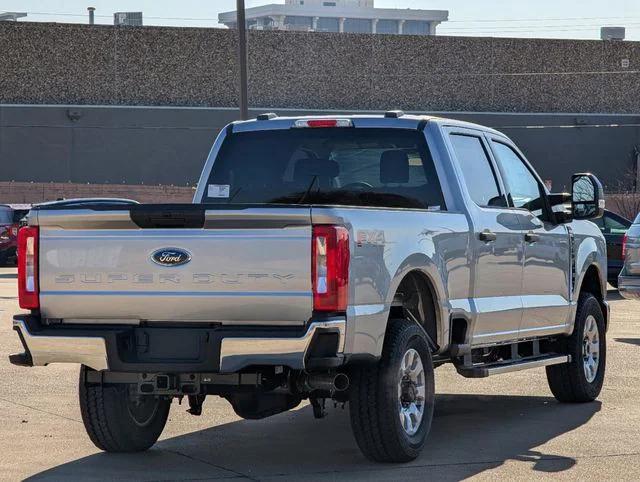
[606,168,640,220]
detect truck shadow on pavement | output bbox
[616,338,640,346]
[607,289,624,301]
[27,393,601,481]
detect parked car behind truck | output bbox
[10,113,608,463]
[0,204,30,266]
[593,210,631,288]
[618,212,640,298]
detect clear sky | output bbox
[2,0,640,40]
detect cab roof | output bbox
[229,111,506,138]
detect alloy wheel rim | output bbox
[397,348,426,436]
[582,314,600,383]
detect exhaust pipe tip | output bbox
[333,373,349,392]
[301,372,350,393]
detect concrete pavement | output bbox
[0,267,639,480]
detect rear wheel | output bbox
[546,293,606,402]
[349,319,435,462]
[79,366,171,452]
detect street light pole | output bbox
[236,0,249,120]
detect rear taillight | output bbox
[622,232,629,259]
[18,226,39,309]
[312,225,349,312]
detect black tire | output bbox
[79,366,171,452]
[349,319,435,463]
[546,293,606,403]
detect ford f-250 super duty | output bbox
[10,112,609,463]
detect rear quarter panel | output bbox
[313,206,470,357]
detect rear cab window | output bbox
[449,134,504,208]
[203,128,446,210]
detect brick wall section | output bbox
[3,22,640,112]
[0,182,194,204]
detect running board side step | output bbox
[456,354,571,378]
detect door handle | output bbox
[479,230,497,242]
[525,232,540,243]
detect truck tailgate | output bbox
[34,206,313,325]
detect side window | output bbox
[604,214,629,234]
[491,141,542,212]
[450,134,503,208]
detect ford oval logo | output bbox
[151,248,191,267]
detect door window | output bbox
[491,141,543,213]
[450,134,503,208]
[603,213,630,234]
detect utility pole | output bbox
[236,0,249,120]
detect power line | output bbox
[16,10,640,37]
[441,27,640,35]
[23,11,222,22]
[20,10,640,26]
[447,15,637,24]
[441,21,640,32]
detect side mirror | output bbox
[571,173,604,220]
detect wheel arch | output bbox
[384,256,447,353]
[575,262,608,329]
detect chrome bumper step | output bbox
[11,316,346,373]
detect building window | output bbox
[403,20,430,35]
[284,16,313,30]
[323,1,337,6]
[316,17,340,32]
[376,19,398,34]
[344,18,373,33]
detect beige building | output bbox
[219,0,448,35]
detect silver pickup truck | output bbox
[10,113,608,463]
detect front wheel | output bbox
[349,319,435,463]
[546,293,606,402]
[79,366,171,452]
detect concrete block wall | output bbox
[0,182,194,205]
[2,22,640,112]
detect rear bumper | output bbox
[10,315,345,373]
[618,275,640,300]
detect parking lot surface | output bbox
[0,266,639,481]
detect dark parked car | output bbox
[618,212,640,298]
[0,205,30,266]
[592,209,632,287]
